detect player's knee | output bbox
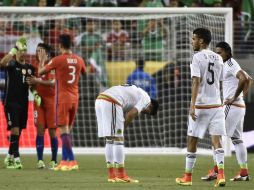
[48,128,57,138]
[10,127,19,135]
[37,125,45,136]
[113,136,124,142]
[231,137,243,145]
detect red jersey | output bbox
[33,61,55,105]
[44,53,86,103]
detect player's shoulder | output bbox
[225,58,238,67]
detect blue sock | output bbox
[61,134,68,161]
[50,137,58,162]
[36,135,44,161]
[61,133,75,161]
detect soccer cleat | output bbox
[4,156,14,169]
[54,161,69,171]
[108,177,116,183]
[176,174,192,186]
[214,174,226,187]
[14,160,23,169]
[68,160,79,171]
[48,161,57,170]
[230,173,250,181]
[37,160,46,169]
[201,169,218,181]
[115,175,139,183]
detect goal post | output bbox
[0,7,233,156]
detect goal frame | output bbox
[0,7,233,156]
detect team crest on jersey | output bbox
[116,129,122,134]
[22,69,26,75]
[27,69,32,75]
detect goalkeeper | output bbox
[0,37,35,169]
[26,43,58,170]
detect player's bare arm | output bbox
[0,53,13,67]
[124,107,139,128]
[243,72,253,97]
[190,76,200,121]
[26,76,55,87]
[225,70,249,105]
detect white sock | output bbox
[212,148,217,165]
[113,141,125,165]
[185,152,196,173]
[214,148,224,169]
[234,142,247,165]
[105,139,114,164]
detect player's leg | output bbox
[45,104,58,169]
[211,135,226,187]
[201,147,218,181]
[54,103,77,171]
[96,99,117,182]
[230,115,249,181]
[176,109,208,186]
[209,107,226,187]
[4,104,23,169]
[176,136,198,186]
[34,105,46,169]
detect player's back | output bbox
[191,49,223,106]
[102,84,150,112]
[52,53,85,103]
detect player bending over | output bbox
[38,34,86,171]
[95,84,159,183]
[26,43,58,169]
[175,28,226,187]
[201,41,252,182]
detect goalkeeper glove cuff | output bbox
[9,47,18,56]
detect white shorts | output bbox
[224,105,245,138]
[187,107,226,139]
[95,99,124,138]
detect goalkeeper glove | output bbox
[9,37,27,56]
[32,90,42,107]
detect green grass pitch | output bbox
[0,154,253,190]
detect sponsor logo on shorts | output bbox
[116,129,122,134]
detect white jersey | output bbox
[101,85,151,113]
[191,49,223,106]
[223,58,244,105]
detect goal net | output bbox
[0,7,232,155]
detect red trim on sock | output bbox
[218,169,224,175]
[116,167,126,178]
[240,168,248,176]
[214,165,218,173]
[108,167,115,178]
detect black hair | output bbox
[150,99,159,116]
[193,28,212,45]
[136,59,145,70]
[58,34,71,49]
[216,41,232,59]
[37,43,52,56]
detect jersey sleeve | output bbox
[228,60,241,77]
[134,89,151,114]
[6,60,16,69]
[190,54,200,78]
[81,59,86,74]
[44,58,58,73]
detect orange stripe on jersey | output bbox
[97,94,122,107]
[195,104,222,109]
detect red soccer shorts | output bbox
[34,103,56,129]
[56,102,78,127]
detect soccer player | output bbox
[38,34,86,171]
[175,28,226,187]
[95,84,159,183]
[201,42,252,181]
[26,43,58,169]
[0,37,35,169]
